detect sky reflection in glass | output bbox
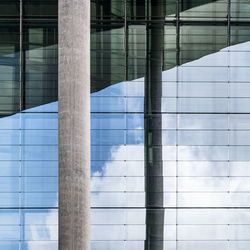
[1,40,250,249]
[90,41,250,250]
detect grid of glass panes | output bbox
[91,1,250,250]
[0,1,58,249]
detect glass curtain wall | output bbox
[0,1,58,249]
[1,0,250,249]
[91,0,250,250]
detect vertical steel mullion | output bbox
[124,0,128,81]
[19,1,24,249]
[176,0,180,66]
[124,0,128,152]
[227,3,231,249]
[19,0,23,112]
[162,22,165,71]
[176,1,179,249]
[228,0,231,47]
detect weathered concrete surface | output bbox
[58,0,90,249]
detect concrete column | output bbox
[58,0,90,250]
[145,0,164,249]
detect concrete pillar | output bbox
[58,0,90,249]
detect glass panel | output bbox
[92,160,145,177]
[0,226,20,240]
[229,52,250,67]
[178,131,228,145]
[0,23,19,116]
[22,193,58,207]
[89,1,250,248]
[127,0,146,20]
[180,25,227,64]
[91,97,125,112]
[0,0,58,248]
[230,68,250,82]
[178,193,229,207]
[230,98,250,113]
[127,130,144,144]
[230,241,250,250]
[179,0,227,21]
[21,113,58,130]
[231,0,250,21]
[92,130,125,145]
[0,1,19,17]
[126,97,144,112]
[128,25,146,80]
[91,114,125,129]
[178,162,228,177]
[178,146,228,160]
[24,22,58,110]
[178,209,229,224]
[0,146,19,160]
[178,241,227,250]
[179,83,228,97]
[23,177,58,192]
[164,19,177,44]
[230,146,250,161]
[180,228,226,242]
[0,130,19,145]
[24,225,57,240]
[230,131,250,145]
[22,161,57,177]
[179,114,228,129]
[0,193,19,207]
[91,192,145,207]
[91,25,125,93]
[231,25,250,46]
[91,177,144,192]
[178,67,228,82]
[91,0,124,20]
[0,210,19,225]
[91,241,124,250]
[0,242,19,250]
[178,98,227,113]
[178,177,228,192]
[230,83,250,97]
[21,242,58,250]
[230,162,250,176]
[23,0,57,17]
[22,146,58,161]
[22,130,57,145]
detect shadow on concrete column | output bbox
[145,1,165,250]
[59,0,90,249]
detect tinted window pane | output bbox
[23,0,57,17]
[0,1,19,17]
[24,23,58,110]
[0,23,19,115]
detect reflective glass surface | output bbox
[1,0,250,249]
[0,2,58,249]
[0,1,19,17]
[24,22,58,110]
[23,0,57,17]
[0,23,20,115]
[90,1,250,249]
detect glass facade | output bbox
[90,1,250,250]
[0,1,58,249]
[1,0,250,249]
